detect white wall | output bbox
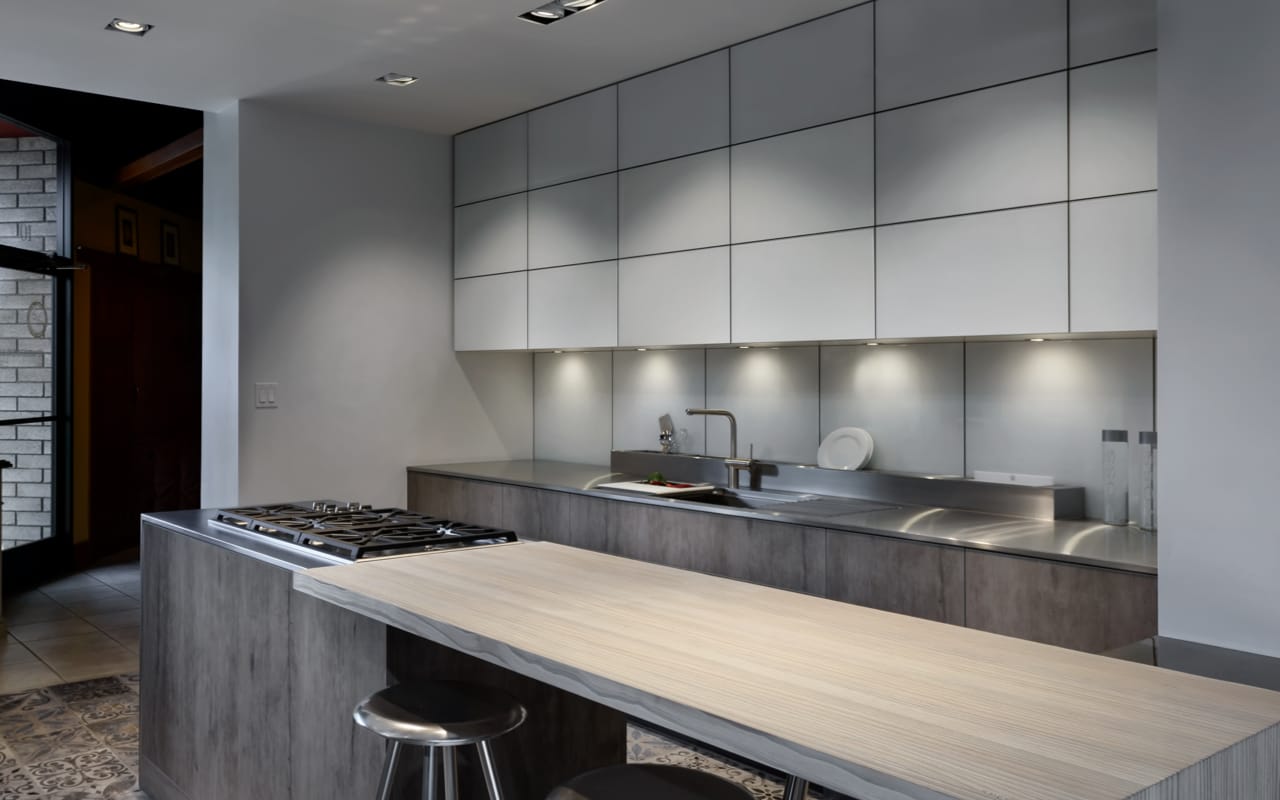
[201,101,533,508]
[200,104,240,507]
[1158,0,1280,657]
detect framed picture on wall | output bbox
[116,206,138,256]
[161,221,180,266]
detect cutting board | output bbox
[597,480,716,497]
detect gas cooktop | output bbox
[212,501,517,561]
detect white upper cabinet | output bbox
[876,205,1069,339]
[730,4,874,144]
[1070,193,1157,332]
[618,248,730,347]
[454,194,527,279]
[619,149,730,258]
[528,173,617,270]
[875,0,1066,110]
[528,87,617,189]
[454,272,527,351]
[877,74,1067,224]
[619,51,729,169]
[732,117,874,243]
[529,262,619,350]
[454,116,527,206]
[1070,53,1157,199]
[731,230,875,344]
[1070,0,1156,66]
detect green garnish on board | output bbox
[647,471,665,485]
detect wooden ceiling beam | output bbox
[115,129,203,187]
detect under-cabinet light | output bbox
[1029,337,1047,342]
[376,73,419,87]
[866,342,880,347]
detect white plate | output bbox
[817,427,874,470]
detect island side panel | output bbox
[386,626,627,800]
[1131,721,1279,800]
[290,592,389,800]
[140,522,292,800]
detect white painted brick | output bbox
[0,208,44,223]
[4,496,42,511]
[17,339,52,353]
[16,481,51,498]
[17,368,50,383]
[1,512,12,525]
[0,369,16,382]
[0,180,42,193]
[16,454,50,469]
[2,440,42,454]
[0,383,43,397]
[15,511,49,526]
[0,239,41,251]
[43,180,56,192]
[19,222,56,237]
[18,398,51,412]
[45,206,57,221]
[5,526,41,538]
[0,427,15,441]
[0,195,15,209]
[17,280,48,294]
[5,468,41,482]
[0,152,43,167]
[17,164,55,180]
[17,426,50,440]
[18,192,56,207]
[0,140,16,152]
[43,237,57,252]
[0,167,15,180]
[18,137,55,151]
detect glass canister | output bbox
[1101,430,1129,525]
[1137,431,1157,531]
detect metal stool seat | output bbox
[354,681,526,800]
[545,764,753,800]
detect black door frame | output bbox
[0,109,75,592]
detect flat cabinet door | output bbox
[825,530,966,624]
[730,4,874,143]
[455,115,527,206]
[454,272,527,351]
[454,193,528,278]
[618,50,729,169]
[731,230,875,343]
[528,174,617,270]
[1069,52,1157,199]
[618,247,730,347]
[528,86,617,189]
[1069,192,1157,332]
[528,262,618,350]
[619,149,730,258]
[876,204,1068,338]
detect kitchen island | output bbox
[296,540,1280,800]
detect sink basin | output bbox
[679,488,807,510]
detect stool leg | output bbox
[441,747,459,800]
[376,741,402,800]
[423,746,438,800]
[476,740,503,800]
[783,776,810,800]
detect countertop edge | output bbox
[407,462,1156,575]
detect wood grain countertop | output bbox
[293,542,1279,800]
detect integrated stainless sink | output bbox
[679,488,807,510]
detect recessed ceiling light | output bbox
[376,73,418,87]
[106,18,152,36]
[520,0,610,25]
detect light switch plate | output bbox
[254,382,278,409]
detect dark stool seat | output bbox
[546,764,753,800]
[353,681,526,800]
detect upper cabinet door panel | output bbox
[619,51,730,169]
[618,248,730,347]
[731,230,875,343]
[1070,0,1156,66]
[875,0,1066,110]
[876,205,1069,339]
[528,261,619,350]
[528,173,618,270]
[528,87,617,189]
[1069,193,1157,333]
[454,273,527,351]
[1069,53,1157,199]
[454,193,528,279]
[619,149,730,258]
[455,116,527,206]
[877,74,1067,225]
[732,117,874,243]
[730,4,874,144]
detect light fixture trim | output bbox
[520,0,609,25]
[376,72,419,87]
[107,18,153,35]
[866,342,880,347]
[1029,337,1047,342]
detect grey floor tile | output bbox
[1,636,40,666]
[57,595,139,618]
[2,600,75,627]
[36,575,106,593]
[0,662,63,694]
[82,610,140,633]
[9,619,98,645]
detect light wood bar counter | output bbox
[293,541,1280,800]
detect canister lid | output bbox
[1138,431,1157,446]
[1102,429,1128,442]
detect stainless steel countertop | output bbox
[142,509,349,572]
[409,461,1157,574]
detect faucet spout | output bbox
[686,408,752,488]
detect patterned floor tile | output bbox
[49,676,132,704]
[26,747,133,794]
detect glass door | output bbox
[0,114,73,591]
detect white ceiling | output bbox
[0,0,858,134]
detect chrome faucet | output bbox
[658,414,675,454]
[686,408,754,489]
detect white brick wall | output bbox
[0,138,58,547]
[0,137,59,254]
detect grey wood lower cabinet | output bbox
[140,523,387,800]
[408,473,506,529]
[964,550,1157,653]
[825,531,965,625]
[501,484,611,552]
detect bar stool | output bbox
[545,764,753,799]
[353,681,526,800]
